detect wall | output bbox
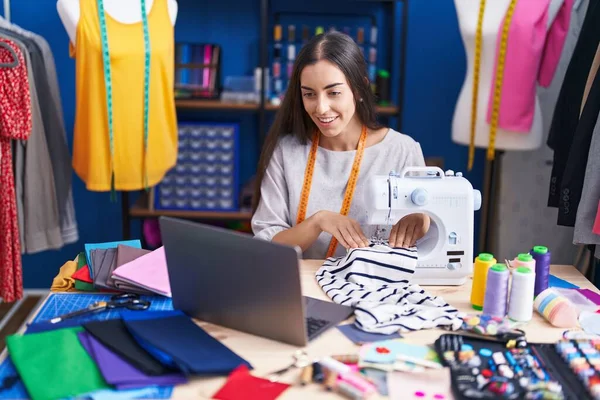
[1,0,485,288]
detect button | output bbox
[445,169,455,176]
[447,262,461,270]
[456,172,463,177]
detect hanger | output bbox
[0,41,18,68]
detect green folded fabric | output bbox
[74,251,95,291]
[6,327,110,400]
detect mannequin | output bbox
[451,0,565,153]
[57,0,178,45]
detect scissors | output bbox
[49,293,151,324]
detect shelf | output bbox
[129,193,252,220]
[175,99,399,115]
[175,99,259,111]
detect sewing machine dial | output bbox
[410,188,429,206]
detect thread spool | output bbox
[507,267,536,322]
[337,380,365,400]
[512,253,536,271]
[530,246,551,297]
[471,253,497,310]
[533,288,579,328]
[482,264,510,318]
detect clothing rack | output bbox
[3,0,9,22]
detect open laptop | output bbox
[159,216,354,346]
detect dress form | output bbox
[452,0,560,152]
[57,0,178,45]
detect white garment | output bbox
[316,243,463,335]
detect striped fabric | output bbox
[316,242,463,334]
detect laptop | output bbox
[159,216,354,347]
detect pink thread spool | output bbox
[512,253,536,271]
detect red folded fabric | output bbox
[212,365,289,400]
[72,264,93,283]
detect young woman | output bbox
[251,31,430,259]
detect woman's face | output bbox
[300,60,360,139]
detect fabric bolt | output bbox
[486,0,574,133]
[119,310,181,369]
[0,17,78,245]
[212,365,290,400]
[315,243,463,335]
[83,318,173,376]
[85,239,141,279]
[74,251,95,291]
[0,27,63,254]
[77,331,187,390]
[6,327,109,400]
[547,0,600,208]
[71,0,177,191]
[105,245,151,289]
[91,249,108,281]
[121,314,252,375]
[50,259,78,292]
[539,0,589,139]
[72,262,94,284]
[111,246,171,296]
[93,247,118,290]
[0,38,31,302]
[252,129,426,259]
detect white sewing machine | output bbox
[365,166,482,286]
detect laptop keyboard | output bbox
[305,316,329,337]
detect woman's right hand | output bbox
[315,211,370,249]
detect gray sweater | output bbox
[251,128,426,259]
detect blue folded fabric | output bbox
[26,318,86,334]
[121,314,251,376]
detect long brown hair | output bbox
[252,31,382,213]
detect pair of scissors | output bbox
[49,293,151,324]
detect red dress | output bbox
[0,39,32,302]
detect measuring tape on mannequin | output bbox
[97,0,151,198]
[296,125,367,258]
[468,0,517,170]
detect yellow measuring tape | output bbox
[468,0,517,170]
[296,125,368,258]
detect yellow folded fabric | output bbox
[50,260,78,292]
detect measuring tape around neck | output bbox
[468,0,517,170]
[97,0,151,197]
[296,125,368,258]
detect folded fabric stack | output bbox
[4,310,252,400]
[50,240,172,297]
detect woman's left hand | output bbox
[389,213,431,248]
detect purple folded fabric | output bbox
[77,331,187,389]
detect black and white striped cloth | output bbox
[316,242,463,334]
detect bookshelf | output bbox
[175,98,400,115]
[122,0,409,240]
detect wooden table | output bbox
[167,261,597,399]
[4,261,597,399]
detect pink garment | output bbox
[486,0,574,133]
[593,201,600,235]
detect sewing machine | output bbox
[365,166,482,286]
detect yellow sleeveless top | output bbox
[71,0,177,191]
